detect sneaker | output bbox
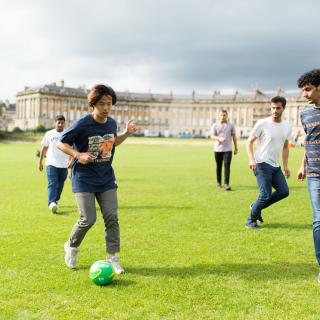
[318,272,320,284]
[217,183,222,188]
[249,204,264,223]
[245,222,262,229]
[107,256,125,274]
[64,242,79,269]
[49,202,58,214]
[224,184,231,191]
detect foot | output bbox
[318,272,320,284]
[249,204,264,223]
[224,184,231,191]
[107,256,125,274]
[49,202,58,214]
[245,222,262,230]
[64,242,79,269]
[217,183,222,188]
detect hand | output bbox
[38,163,43,171]
[297,166,306,181]
[284,167,291,178]
[125,120,137,135]
[234,148,238,155]
[218,137,226,143]
[77,152,96,165]
[249,159,256,171]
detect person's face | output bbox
[92,95,113,119]
[270,102,284,121]
[55,120,65,132]
[301,84,320,105]
[219,112,228,123]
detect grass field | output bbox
[0,140,318,320]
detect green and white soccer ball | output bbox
[89,260,115,286]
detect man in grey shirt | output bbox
[211,110,238,190]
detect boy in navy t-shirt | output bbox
[57,84,136,274]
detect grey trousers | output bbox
[69,188,120,253]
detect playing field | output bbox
[0,140,318,320]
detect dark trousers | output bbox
[247,162,289,223]
[214,151,232,185]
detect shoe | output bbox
[245,222,262,229]
[107,256,125,274]
[249,204,264,223]
[49,202,58,213]
[318,272,320,284]
[224,184,231,191]
[217,183,222,188]
[64,242,79,269]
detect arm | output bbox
[211,133,225,143]
[115,120,137,146]
[56,142,95,165]
[38,146,48,171]
[246,133,257,171]
[282,140,290,178]
[232,134,238,155]
[297,151,306,181]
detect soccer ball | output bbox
[89,260,115,286]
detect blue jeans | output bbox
[307,177,320,265]
[46,165,68,205]
[247,162,289,223]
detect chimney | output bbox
[60,80,65,87]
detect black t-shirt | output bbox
[61,114,117,193]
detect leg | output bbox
[69,192,97,248]
[46,165,58,205]
[56,168,68,203]
[248,163,273,223]
[265,167,289,208]
[307,178,320,265]
[223,151,232,187]
[214,152,223,186]
[96,189,120,254]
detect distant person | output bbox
[57,84,136,274]
[296,69,320,283]
[245,96,291,229]
[211,110,238,190]
[38,115,69,213]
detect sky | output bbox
[1,0,319,101]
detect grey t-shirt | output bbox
[211,121,236,152]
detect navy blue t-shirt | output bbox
[61,114,118,192]
[301,105,320,177]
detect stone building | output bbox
[14,81,305,138]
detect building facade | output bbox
[14,81,306,138]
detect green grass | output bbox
[0,140,318,320]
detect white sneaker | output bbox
[64,242,79,269]
[107,256,125,274]
[49,202,58,213]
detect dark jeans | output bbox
[247,162,289,223]
[307,177,320,265]
[214,151,232,185]
[46,165,68,205]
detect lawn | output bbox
[0,140,318,320]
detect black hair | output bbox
[55,114,65,121]
[87,84,117,107]
[220,109,228,114]
[297,69,320,88]
[271,96,286,108]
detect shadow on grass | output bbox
[266,223,311,230]
[121,205,192,210]
[127,262,315,281]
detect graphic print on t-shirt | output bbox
[88,134,115,162]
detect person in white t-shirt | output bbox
[39,115,69,213]
[245,96,292,229]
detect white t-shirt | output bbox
[251,117,292,167]
[41,129,68,168]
